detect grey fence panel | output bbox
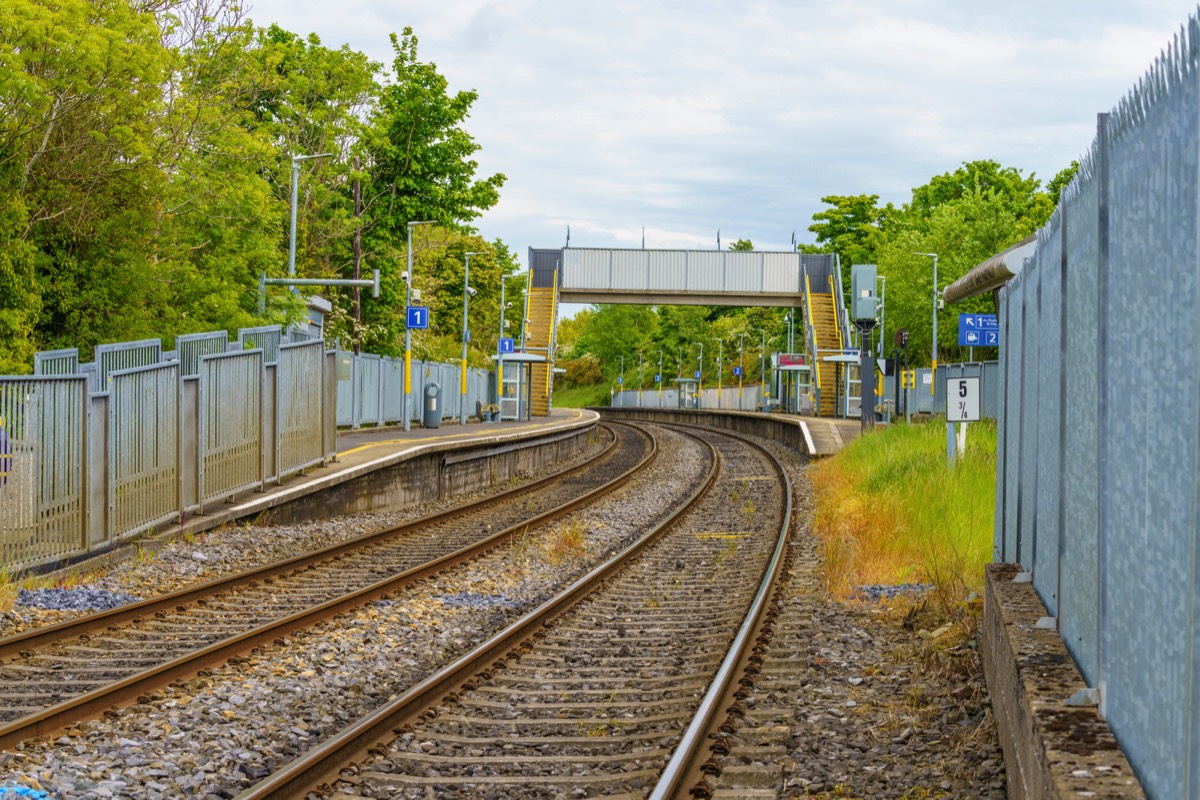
[1018,255,1041,575]
[237,325,282,365]
[932,362,1001,419]
[334,351,354,426]
[33,348,79,376]
[277,341,325,480]
[381,358,404,423]
[108,363,180,540]
[1033,213,1063,609]
[1099,57,1199,793]
[176,331,228,378]
[95,339,162,392]
[358,355,381,426]
[0,377,88,569]
[1001,274,1024,565]
[197,350,263,511]
[1060,152,1101,685]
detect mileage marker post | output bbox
[945,375,980,468]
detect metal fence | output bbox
[32,348,79,376]
[995,19,1200,797]
[0,377,89,566]
[198,350,264,511]
[95,339,162,392]
[109,363,180,539]
[237,325,283,364]
[333,351,494,427]
[277,341,325,480]
[177,331,229,378]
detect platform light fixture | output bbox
[403,221,435,431]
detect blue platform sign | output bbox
[958,313,1000,347]
[498,337,514,354]
[654,373,661,382]
[617,376,623,385]
[406,306,430,330]
[693,370,701,379]
[733,366,743,377]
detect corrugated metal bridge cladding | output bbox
[532,247,838,308]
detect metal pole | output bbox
[461,251,483,426]
[288,159,299,281]
[697,344,703,408]
[738,333,744,410]
[914,253,939,397]
[878,276,886,359]
[657,350,663,406]
[760,329,766,409]
[717,340,723,410]
[497,279,505,413]
[620,354,624,406]
[404,220,434,431]
[638,352,643,407]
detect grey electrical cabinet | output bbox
[851,264,879,320]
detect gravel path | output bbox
[0,425,709,799]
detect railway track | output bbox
[237,424,793,799]
[0,422,658,751]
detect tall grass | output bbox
[810,419,996,611]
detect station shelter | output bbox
[491,352,547,421]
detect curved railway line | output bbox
[236,424,794,799]
[0,422,659,751]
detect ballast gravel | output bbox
[0,425,708,799]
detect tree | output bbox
[728,238,753,252]
[807,194,888,266]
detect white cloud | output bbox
[245,0,1200,257]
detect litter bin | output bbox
[422,382,442,429]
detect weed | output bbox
[546,520,587,565]
[730,488,740,504]
[809,418,995,618]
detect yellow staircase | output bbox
[524,276,558,416]
[806,281,844,418]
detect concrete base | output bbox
[982,563,1144,799]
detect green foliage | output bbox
[0,5,507,369]
[727,238,754,251]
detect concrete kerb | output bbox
[35,410,600,582]
[982,563,1144,799]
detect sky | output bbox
[245,0,1199,258]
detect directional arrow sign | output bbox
[959,313,1001,347]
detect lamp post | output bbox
[638,352,644,407]
[914,253,939,396]
[619,354,624,407]
[760,329,766,409]
[737,333,745,411]
[461,251,484,427]
[696,343,704,409]
[657,350,663,406]
[716,340,723,410]
[403,220,435,431]
[288,153,334,286]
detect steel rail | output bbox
[0,423,656,751]
[648,424,793,798]
[0,425,617,662]
[234,426,723,800]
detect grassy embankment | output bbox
[551,383,611,409]
[810,418,996,616]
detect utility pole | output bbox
[657,350,663,406]
[738,333,745,411]
[352,156,362,353]
[717,340,723,410]
[638,352,644,407]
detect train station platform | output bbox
[595,406,860,457]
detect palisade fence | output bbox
[0,327,494,573]
[996,17,1200,798]
[332,350,493,428]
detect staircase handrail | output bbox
[804,272,820,392]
